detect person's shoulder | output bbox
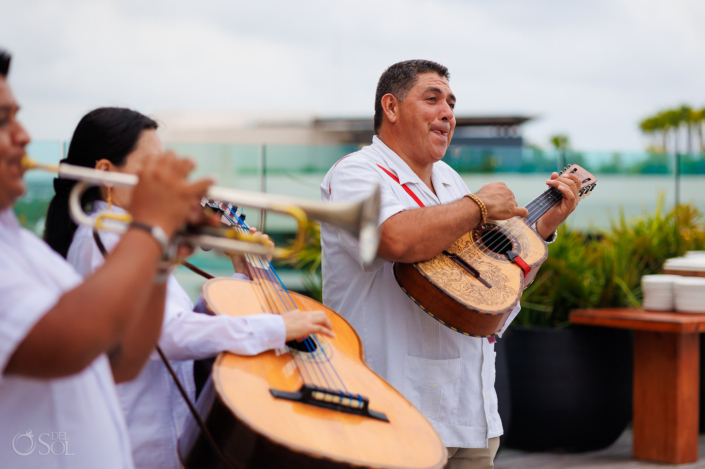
[325,146,385,184]
[331,145,382,172]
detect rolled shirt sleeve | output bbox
[70,224,287,362]
[157,307,286,360]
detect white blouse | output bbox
[67,201,286,469]
[0,208,134,469]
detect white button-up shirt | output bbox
[320,136,522,449]
[0,208,134,469]
[67,201,286,469]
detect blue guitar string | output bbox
[225,208,342,394]
[224,207,342,392]
[217,209,319,386]
[223,205,346,394]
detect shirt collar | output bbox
[0,207,22,245]
[0,207,20,231]
[371,135,455,191]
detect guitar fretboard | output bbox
[524,187,563,225]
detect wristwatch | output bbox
[129,221,170,255]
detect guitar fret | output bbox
[525,187,564,225]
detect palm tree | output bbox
[550,134,570,150]
[549,134,570,171]
[639,116,660,151]
[663,110,682,154]
[677,105,694,155]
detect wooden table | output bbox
[570,308,705,465]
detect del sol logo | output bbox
[12,430,74,456]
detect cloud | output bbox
[1,0,704,150]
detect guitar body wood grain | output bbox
[394,217,548,337]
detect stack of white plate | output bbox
[642,275,680,311]
[686,251,705,259]
[664,256,705,272]
[674,277,705,313]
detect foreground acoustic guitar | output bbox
[179,206,446,469]
[394,165,597,338]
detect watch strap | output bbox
[129,222,170,254]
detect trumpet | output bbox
[22,156,381,263]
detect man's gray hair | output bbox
[374,59,450,133]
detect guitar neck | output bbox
[524,187,563,225]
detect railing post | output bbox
[258,144,267,232]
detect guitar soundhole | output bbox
[286,338,319,353]
[480,229,513,254]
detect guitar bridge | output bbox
[270,385,389,422]
[443,250,492,288]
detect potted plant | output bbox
[501,201,705,452]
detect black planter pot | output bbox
[494,337,511,447]
[503,325,632,452]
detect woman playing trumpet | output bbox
[43,107,334,469]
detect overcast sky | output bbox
[1,0,704,151]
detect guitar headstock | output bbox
[559,164,597,200]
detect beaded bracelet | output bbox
[464,193,487,226]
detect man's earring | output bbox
[107,187,113,210]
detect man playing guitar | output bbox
[320,60,581,469]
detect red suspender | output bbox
[375,164,425,208]
[328,158,425,209]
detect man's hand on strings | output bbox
[536,172,581,239]
[282,309,335,341]
[475,182,529,221]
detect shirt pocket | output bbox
[404,356,462,421]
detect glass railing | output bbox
[18,141,705,300]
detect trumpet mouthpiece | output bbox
[20,155,36,172]
[20,155,58,173]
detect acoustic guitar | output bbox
[178,206,447,469]
[394,165,597,338]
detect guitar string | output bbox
[464,181,588,263]
[252,252,327,384]
[240,219,349,395]
[233,211,349,395]
[226,209,339,392]
[263,263,351,395]
[225,206,348,394]
[246,253,320,387]
[466,188,561,257]
[455,187,564,259]
[220,209,317,388]
[248,254,339,392]
[225,211,326,389]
